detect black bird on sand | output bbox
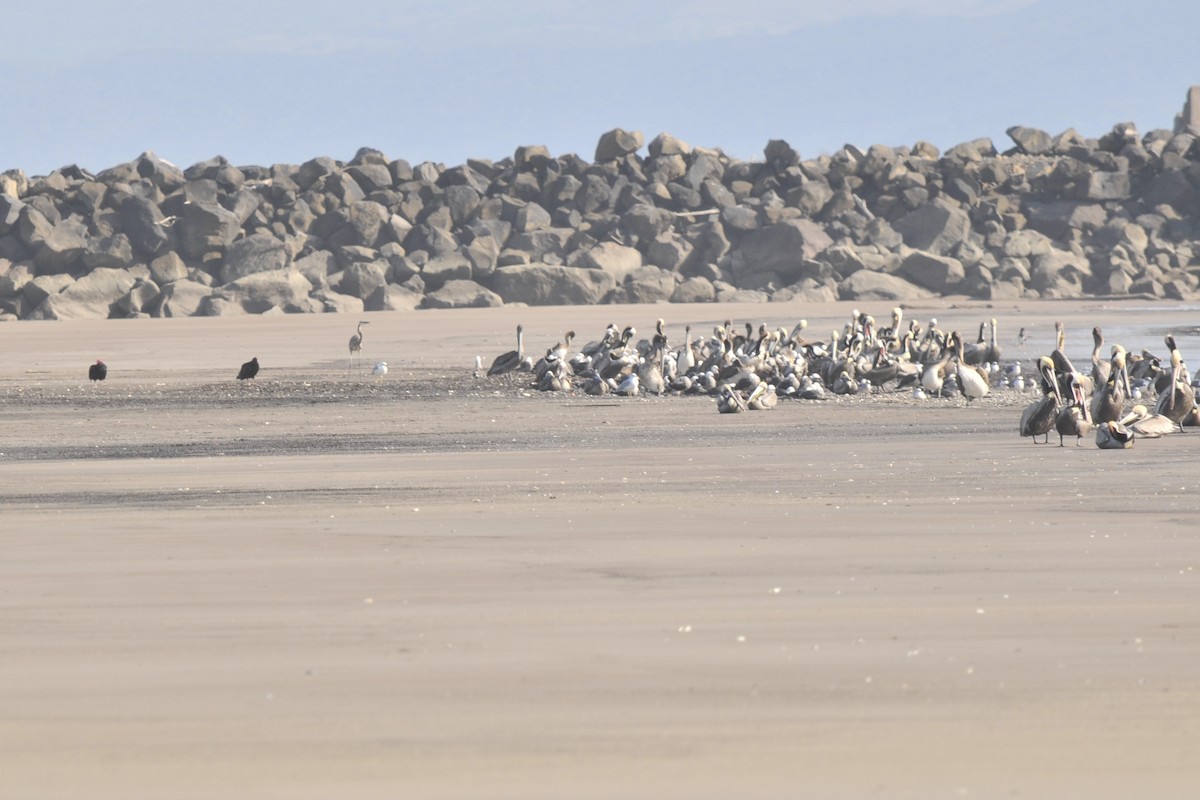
[88,359,107,381]
[237,357,260,380]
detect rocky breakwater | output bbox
[2,87,1199,321]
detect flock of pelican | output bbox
[484,309,998,404]
[1020,323,1198,448]
[484,309,1198,449]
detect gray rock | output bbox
[153,277,212,317]
[220,232,290,284]
[422,279,503,309]
[837,270,933,301]
[82,233,135,270]
[34,217,90,274]
[17,205,54,251]
[619,203,672,242]
[421,253,473,290]
[32,267,139,318]
[116,278,162,316]
[645,234,693,273]
[219,269,312,313]
[892,199,971,256]
[1176,85,1200,135]
[178,201,241,258]
[1006,126,1053,155]
[732,219,834,285]
[648,133,691,158]
[1086,171,1131,201]
[293,250,337,288]
[898,250,966,292]
[595,129,644,162]
[578,242,642,282]
[620,265,675,303]
[0,194,24,235]
[365,283,422,312]
[311,288,366,314]
[670,275,716,303]
[338,260,389,299]
[489,263,617,305]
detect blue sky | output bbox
[3,0,1197,176]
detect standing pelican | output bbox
[88,359,108,382]
[348,321,370,375]
[951,332,990,402]
[1155,343,1196,424]
[1055,372,1094,447]
[1090,327,1110,389]
[1091,346,1129,423]
[488,324,525,376]
[1020,357,1060,443]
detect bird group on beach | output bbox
[483,309,1015,408]
[1019,322,1197,449]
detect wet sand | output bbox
[1,299,1198,799]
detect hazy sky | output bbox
[3,0,1197,176]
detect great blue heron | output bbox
[237,357,259,380]
[88,360,107,381]
[349,321,370,375]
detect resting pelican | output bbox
[1095,420,1134,449]
[747,382,778,411]
[1119,404,1181,438]
[716,384,748,413]
[488,324,525,376]
[1020,357,1060,443]
[1055,371,1094,447]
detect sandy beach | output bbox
[2,298,1198,799]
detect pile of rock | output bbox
[2,87,1198,320]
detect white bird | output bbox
[372,361,388,379]
[913,386,927,400]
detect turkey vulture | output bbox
[237,357,260,380]
[88,360,107,381]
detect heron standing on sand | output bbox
[349,321,370,375]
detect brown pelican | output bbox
[746,382,778,411]
[88,359,107,381]
[832,370,860,396]
[581,369,609,396]
[1155,342,1196,424]
[1095,420,1134,449]
[348,320,370,374]
[1090,327,1110,389]
[962,321,988,365]
[1055,372,1094,447]
[716,384,748,413]
[983,318,1002,365]
[1091,346,1129,423]
[488,324,525,376]
[237,357,259,380]
[951,332,990,402]
[1119,404,1182,438]
[1020,357,1060,443]
[638,334,667,395]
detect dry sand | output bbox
[1,298,1198,799]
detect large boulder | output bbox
[670,276,716,303]
[892,199,972,256]
[731,219,834,286]
[153,278,212,317]
[578,241,643,282]
[33,217,90,274]
[178,200,241,258]
[422,279,503,309]
[1177,85,1200,135]
[120,194,174,258]
[488,263,617,305]
[898,250,965,293]
[220,231,290,284]
[837,270,933,301]
[595,129,644,162]
[27,267,138,319]
[218,269,312,312]
[1006,126,1053,155]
